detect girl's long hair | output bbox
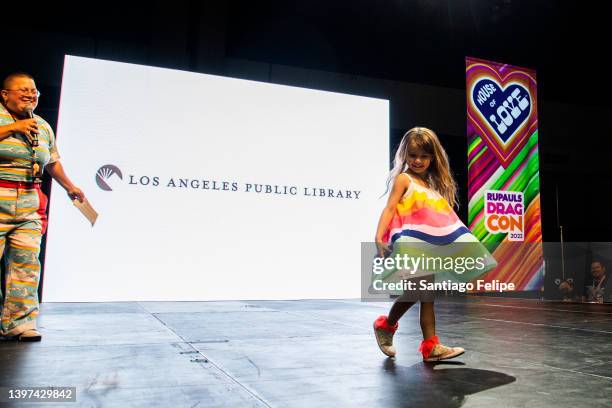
[383,127,458,208]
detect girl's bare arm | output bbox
[375,173,410,243]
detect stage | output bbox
[0,296,610,407]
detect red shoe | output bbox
[373,316,398,357]
[419,335,464,362]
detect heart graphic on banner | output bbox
[466,66,537,167]
[471,78,531,145]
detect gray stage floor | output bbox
[0,296,611,407]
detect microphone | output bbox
[24,106,38,147]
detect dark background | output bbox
[2,1,610,257]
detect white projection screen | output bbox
[43,55,389,302]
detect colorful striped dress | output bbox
[378,174,497,284]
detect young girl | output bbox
[372,127,493,361]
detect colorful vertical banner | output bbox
[466,57,544,291]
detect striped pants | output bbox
[0,183,47,336]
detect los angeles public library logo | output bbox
[95,164,123,191]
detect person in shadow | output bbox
[583,260,609,303]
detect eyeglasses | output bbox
[4,88,41,97]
